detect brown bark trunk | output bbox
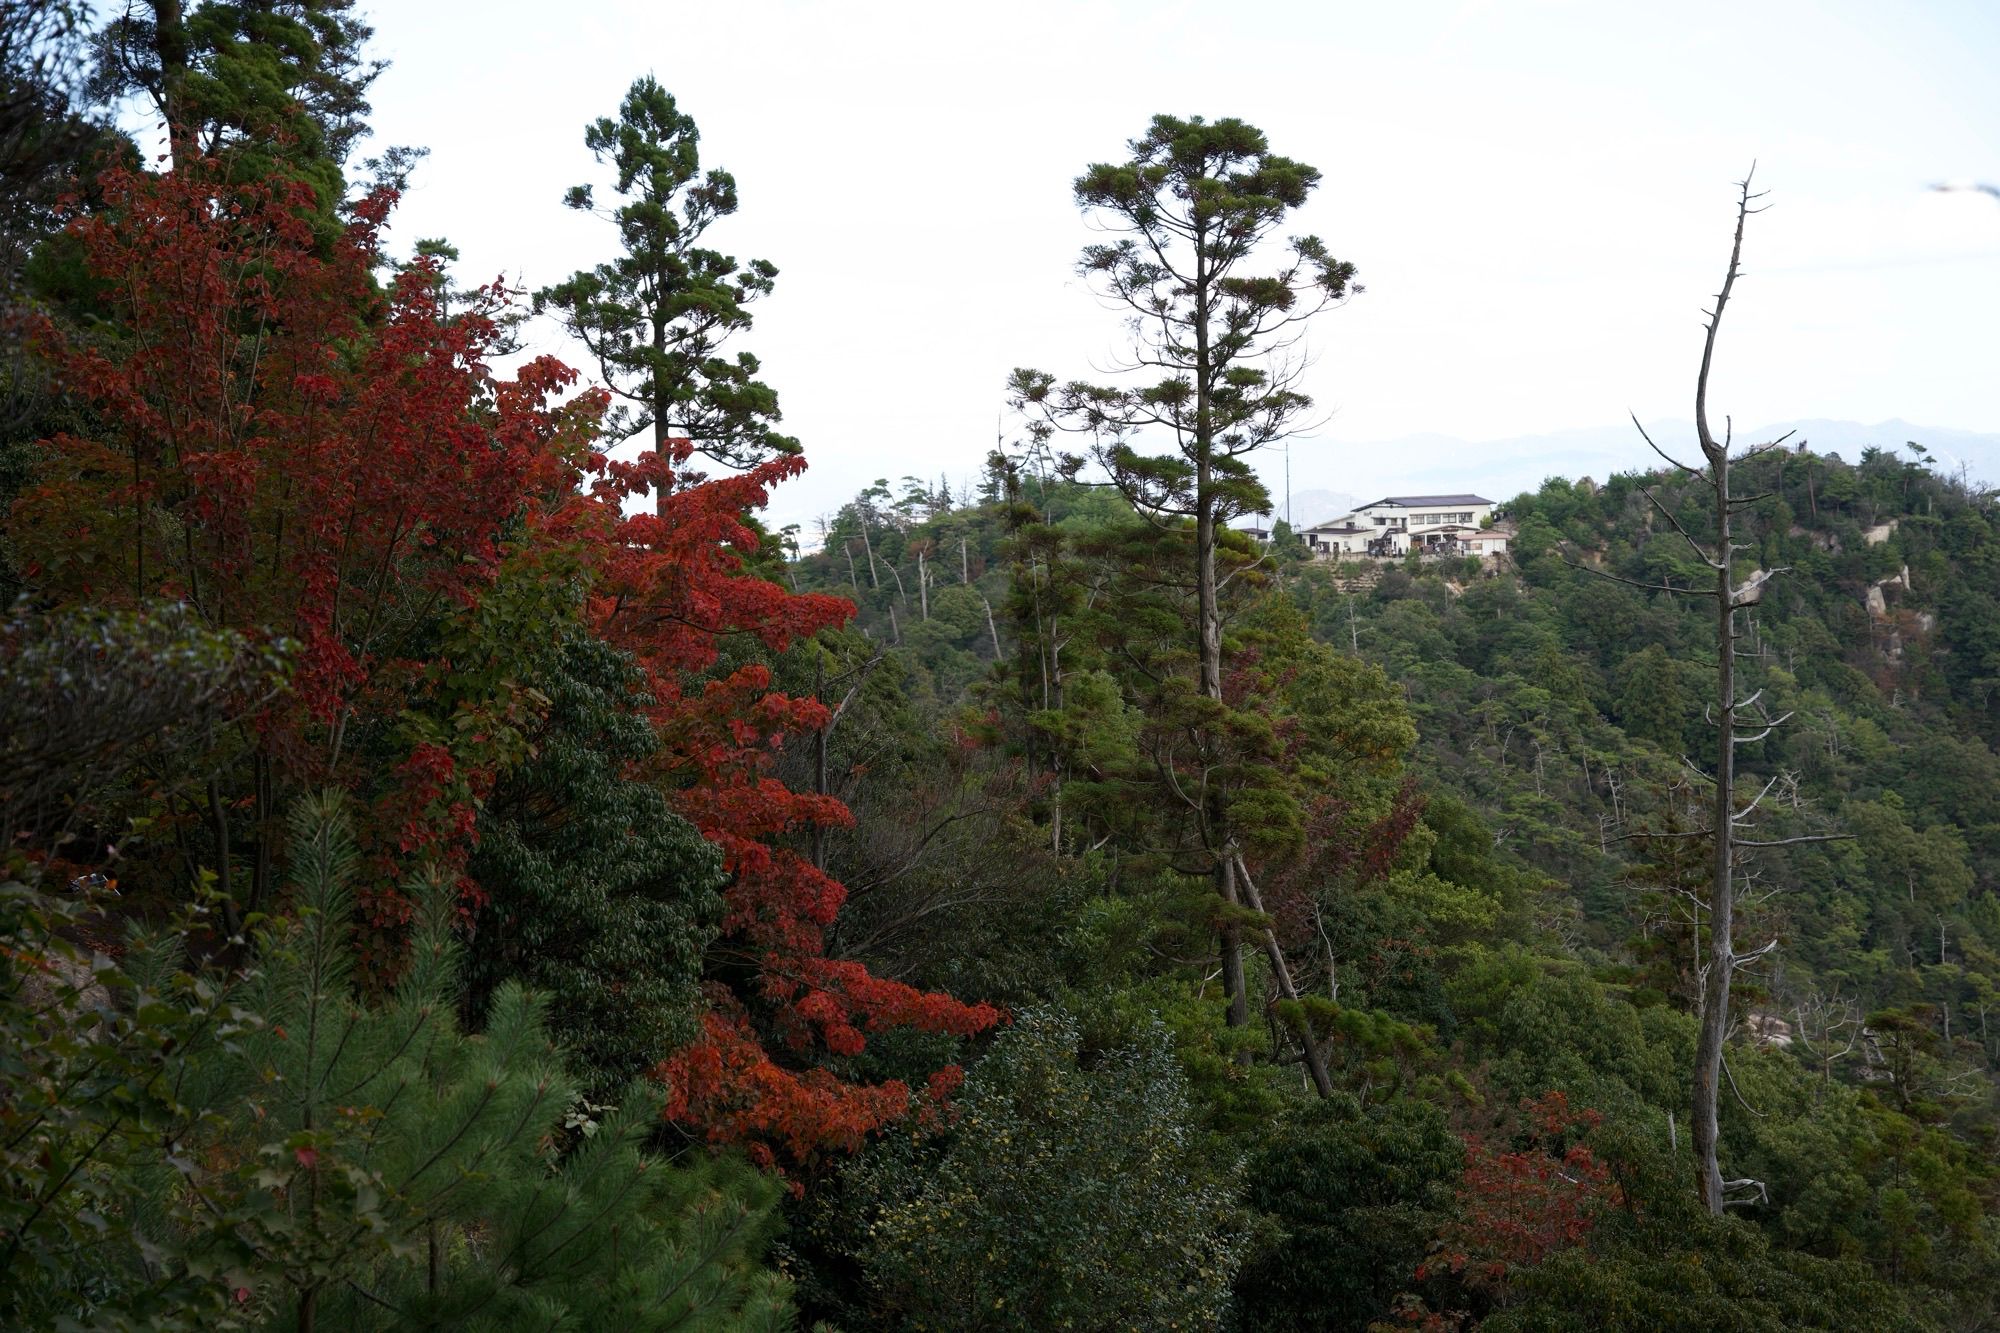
[1236,855,1335,1097]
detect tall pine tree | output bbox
[537,76,795,496]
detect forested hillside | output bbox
[2,4,1997,1330]
[778,439,2000,1328]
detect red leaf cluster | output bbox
[567,439,998,1165]
[25,167,537,740]
[1423,1092,1619,1294]
[22,160,995,1166]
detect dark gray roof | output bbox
[1360,494,1493,508]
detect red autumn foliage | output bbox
[16,161,586,921]
[566,440,999,1166]
[24,156,995,1168]
[23,165,540,738]
[1261,778,1428,959]
[1422,1092,1620,1294]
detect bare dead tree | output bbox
[809,646,884,872]
[1790,988,1863,1095]
[1576,167,1848,1214]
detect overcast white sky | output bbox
[352,0,2000,530]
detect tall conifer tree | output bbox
[1011,115,1357,1057]
[538,76,795,501]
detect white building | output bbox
[1299,518,1373,555]
[1303,494,1504,558]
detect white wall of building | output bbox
[1302,494,1504,558]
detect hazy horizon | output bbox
[173,1,2000,529]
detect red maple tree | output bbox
[16,161,592,945]
[23,156,996,1168]
[23,165,539,733]
[1423,1092,1620,1293]
[565,441,999,1167]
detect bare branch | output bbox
[1561,557,1717,598]
[1735,833,1855,849]
[1639,485,1723,568]
[1721,1053,1767,1118]
[1632,412,1703,476]
[1695,165,1757,457]
[1731,713,1794,746]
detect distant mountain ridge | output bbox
[1264,419,1999,521]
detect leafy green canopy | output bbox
[784,441,2000,1327]
[89,0,385,211]
[465,629,723,1094]
[838,1007,1243,1331]
[1235,1093,1463,1332]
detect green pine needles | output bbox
[0,794,790,1331]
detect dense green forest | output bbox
[3,3,1998,1329]
[779,431,2000,1330]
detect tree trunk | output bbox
[1194,496,1223,701]
[207,778,242,940]
[859,517,880,588]
[1189,244,1258,1050]
[1236,855,1335,1096]
[653,318,671,519]
[812,655,830,873]
[148,0,197,171]
[1217,855,1248,1036]
[1692,448,1735,1216]
[1196,461,1246,1038]
[1689,176,1756,1217]
[248,749,274,916]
